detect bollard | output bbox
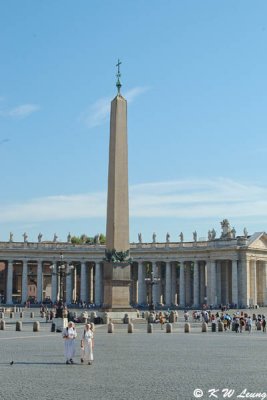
[0,312,4,319]
[212,322,217,332]
[218,321,224,332]
[257,322,262,331]
[166,323,172,333]
[30,312,34,318]
[128,323,134,333]
[103,312,110,324]
[33,321,40,332]
[144,311,149,320]
[20,312,24,318]
[147,323,153,333]
[169,311,177,323]
[108,322,114,333]
[0,320,6,330]
[51,322,56,332]
[10,312,14,319]
[90,322,95,332]
[148,313,155,323]
[124,313,129,324]
[16,321,22,331]
[184,322,191,333]
[202,322,208,332]
[90,311,97,321]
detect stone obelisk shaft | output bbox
[106,94,129,251]
[103,93,131,310]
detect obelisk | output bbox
[103,60,132,310]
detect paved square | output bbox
[1,310,267,400]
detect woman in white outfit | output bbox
[81,323,94,365]
[62,321,77,364]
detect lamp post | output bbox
[145,270,160,311]
[50,253,74,303]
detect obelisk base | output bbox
[102,262,132,310]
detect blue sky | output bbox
[0,0,267,243]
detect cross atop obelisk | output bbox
[116,59,122,95]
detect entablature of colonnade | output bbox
[0,230,267,262]
[0,241,106,263]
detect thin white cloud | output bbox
[0,104,40,119]
[130,178,267,217]
[80,86,149,129]
[125,87,149,103]
[0,193,106,223]
[1,178,267,224]
[80,97,110,128]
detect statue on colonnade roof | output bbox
[220,219,234,239]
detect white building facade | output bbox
[1,228,267,308]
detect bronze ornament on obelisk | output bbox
[103,60,132,310]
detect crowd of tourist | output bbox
[190,310,266,333]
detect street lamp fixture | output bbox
[49,253,74,303]
[145,270,160,311]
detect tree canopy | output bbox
[71,233,106,245]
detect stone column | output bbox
[207,260,216,305]
[66,271,72,305]
[6,260,13,304]
[51,266,58,303]
[88,265,94,304]
[95,262,102,306]
[185,263,191,306]
[171,264,177,305]
[231,260,238,306]
[199,262,206,306]
[137,262,146,305]
[165,261,172,306]
[73,268,77,303]
[240,257,250,307]
[251,259,257,306]
[152,262,159,306]
[22,260,28,304]
[216,261,222,305]
[193,261,199,307]
[225,262,230,304]
[37,260,43,303]
[257,262,264,305]
[179,261,185,307]
[263,261,267,306]
[80,262,87,303]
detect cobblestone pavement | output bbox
[1,309,267,400]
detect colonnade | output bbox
[2,259,103,306]
[1,257,267,307]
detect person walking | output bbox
[62,321,77,364]
[81,323,94,365]
[247,316,252,333]
[262,318,266,333]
